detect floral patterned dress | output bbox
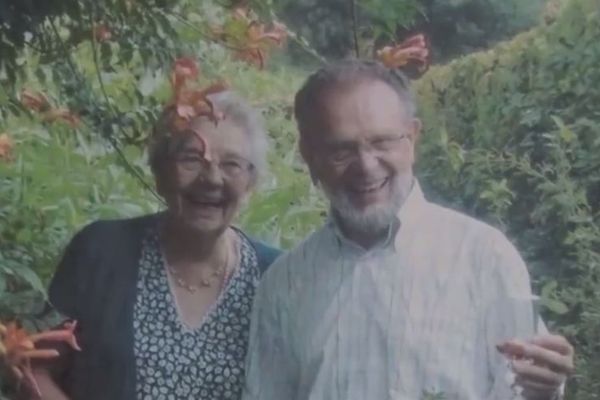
[133,227,260,400]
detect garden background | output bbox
[0,0,598,398]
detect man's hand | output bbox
[498,334,575,400]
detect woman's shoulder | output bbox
[250,239,282,267]
[234,229,282,274]
[71,212,161,245]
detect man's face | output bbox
[300,79,421,234]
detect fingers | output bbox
[512,359,564,386]
[497,340,526,358]
[499,334,574,398]
[531,334,574,357]
[516,377,559,400]
[523,340,575,375]
[11,365,24,380]
[13,349,61,364]
[498,334,575,375]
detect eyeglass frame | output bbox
[170,149,255,180]
[317,132,412,168]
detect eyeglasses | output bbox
[173,153,254,180]
[322,134,410,167]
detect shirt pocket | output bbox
[406,306,478,395]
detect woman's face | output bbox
[156,117,255,234]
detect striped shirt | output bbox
[243,181,540,400]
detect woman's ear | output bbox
[154,162,173,199]
[155,173,166,198]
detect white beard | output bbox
[323,173,413,236]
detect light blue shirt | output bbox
[243,181,541,400]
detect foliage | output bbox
[272,0,546,61]
[0,0,310,394]
[0,320,81,397]
[0,0,304,324]
[415,0,600,397]
[271,0,422,59]
[398,0,548,62]
[0,0,598,398]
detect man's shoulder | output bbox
[423,199,522,262]
[422,199,503,239]
[260,225,330,285]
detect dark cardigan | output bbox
[47,213,280,400]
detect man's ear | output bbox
[408,118,423,164]
[410,118,423,143]
[299,135,311,165]
[299,135,321,186]
[245,169,259,193]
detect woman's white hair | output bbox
[148,90,269,182]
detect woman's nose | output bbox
[197,162,224,186]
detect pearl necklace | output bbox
[165,234,236,293]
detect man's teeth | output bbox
[189,198,222,206]
[355,179,386,193]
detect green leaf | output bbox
[541,280,558,297]
[539,297,569,315]
[551,116,576,143]
[5,264,45,295]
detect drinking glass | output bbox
[501,294,541,399]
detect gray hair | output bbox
[148,91,269,182]
[294,60,416,133]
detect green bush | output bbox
[1,0,598,398]
[415,0,600,397]
[0,0,312,328]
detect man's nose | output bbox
[354,147,380,173]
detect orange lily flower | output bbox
[232,5,251,21]
[170,57,200,97]
[0,133,14,162]
[94,24,112,42]
[20,89,80,128]
[20,89,50,113]
[172,81,229,128]
[376,34,430,71]
[167,57,228,129]
[1,321,81,397]
[41,108,81,128]
[234,21,287,69]
[161,58,230,164]
[212,6,287,70]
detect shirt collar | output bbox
[396,179,427,227]
[327,179,427,253]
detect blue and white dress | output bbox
[133,228,260,400]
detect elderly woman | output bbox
[29,91,280,400]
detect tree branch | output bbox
[49,13,164,204]
[351,0,360,58]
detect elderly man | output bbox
[243,61,574,400]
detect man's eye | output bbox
[329,149,352,162]
[179,156,202,164]
[221,161,242,170]
[371,138,392,150]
